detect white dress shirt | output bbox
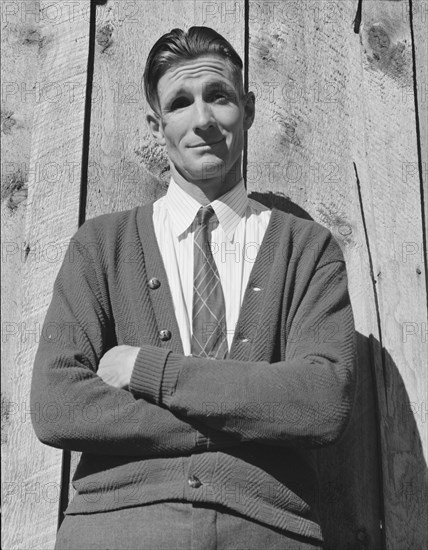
[153,177,271,355]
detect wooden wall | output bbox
[2,1,427,548]
[2,1,92,547]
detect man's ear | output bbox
[243,91,255,131]
[146,110,166,146]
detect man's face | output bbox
[148,55,254,194]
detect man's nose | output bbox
[192,100,215,131]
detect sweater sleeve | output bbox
[130,258,356,449]
[30,231,237,456]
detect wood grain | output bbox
[247,1,384,547]
[1,1,40,450]
[412,0,428,264]
[85,0,245,219]
[2,2,91,548]
[357,1,427,547]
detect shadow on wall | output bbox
[250,191,428,550]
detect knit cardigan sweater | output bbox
[31,202,356,542]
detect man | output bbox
[31,26,356,550]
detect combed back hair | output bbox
[143,26,244,113]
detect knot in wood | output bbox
[368,25,391,57]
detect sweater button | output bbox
[159,329,171,341]
[148,277,161,289]
[188,475,202,488]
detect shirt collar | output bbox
[165,177,248,242]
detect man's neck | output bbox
[170,163,243,205]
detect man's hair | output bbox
[143,26,244,113]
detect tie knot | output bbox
[196,205,215,226]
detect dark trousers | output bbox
[55,501,323,550]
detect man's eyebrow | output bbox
[203,80,236,92]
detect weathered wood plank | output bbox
[2,1,91,548]
[412,0,428,268]
[247,1,383,548]
[1,0,40,447]
[85,0,245,219]
[358,1,427,548]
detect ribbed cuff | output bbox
[130,346,171,405]
[161,353,183,407]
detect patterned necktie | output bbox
[191,205,228,359]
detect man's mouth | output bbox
[188,138,225,148]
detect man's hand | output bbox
[97,345,140,389]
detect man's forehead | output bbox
[159,56,237,88]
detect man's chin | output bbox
[184,160,227,183]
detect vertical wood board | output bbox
[1,0,40,443]
[412,0,428,256]
[247,1,384,547]
[2,1,91,548]
[85,0,245,219]
[357,1,427,547]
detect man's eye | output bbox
[170,97,190,110]
[213,92,229,103]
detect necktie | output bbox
[191,206,228,359]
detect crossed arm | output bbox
[31,231,356,457]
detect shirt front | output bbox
[153,177,271,355]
